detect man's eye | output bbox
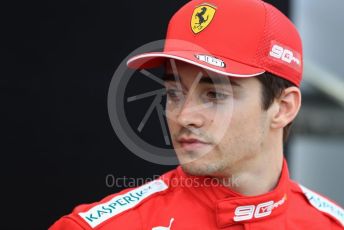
[206,91,229,100]
[166,89,183,100]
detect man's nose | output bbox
[176,96,206,128]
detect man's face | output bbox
[164,60,272,176]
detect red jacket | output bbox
[50,160,344,229]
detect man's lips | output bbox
[178,138,207,143]
[177,137,211,150]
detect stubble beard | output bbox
[177,147,229,177]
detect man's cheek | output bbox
[166,118,176,132]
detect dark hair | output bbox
[257,72,296,143]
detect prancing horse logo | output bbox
[194,7,209,29]
[191,4,217,34]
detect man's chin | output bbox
[176,149,223,176]
[175,146,213,162]
[180,166,201,177]
[180,160,216,176]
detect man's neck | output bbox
[219,149,284,196]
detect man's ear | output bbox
[270,87,301,129]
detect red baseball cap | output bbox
[127,0,303,86]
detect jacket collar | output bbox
[176,159,290,228]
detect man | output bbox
[50,0,344,229]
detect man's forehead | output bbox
[165,59,208,74]
[162,73,233,86]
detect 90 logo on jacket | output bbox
[233,195,287,222]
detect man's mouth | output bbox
[177,137,211,151]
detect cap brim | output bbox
[127,51,265,77]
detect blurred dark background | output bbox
[3,1,289,229]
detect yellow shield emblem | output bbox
[191,4,217,34]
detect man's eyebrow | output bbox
[162,73,178,82]
[162,73,241,86]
